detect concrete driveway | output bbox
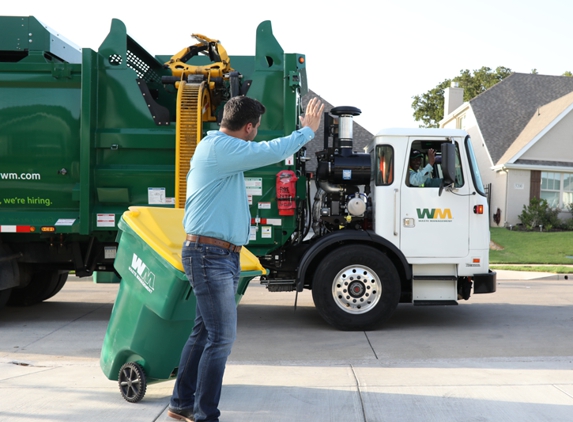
[0,271,572,421]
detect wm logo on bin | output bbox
[129,254,156,293]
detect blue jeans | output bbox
[170,240,240,422]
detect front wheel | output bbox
[311,245,401,331]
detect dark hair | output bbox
[220,96,266,131]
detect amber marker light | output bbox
[41,226,56,232]
[474,205,484,214]
[298,56,305,64]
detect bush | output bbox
[518,197,561,231]
[563,218,573,231]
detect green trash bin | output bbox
[100,207,266,403]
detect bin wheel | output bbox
[118,362,147,403]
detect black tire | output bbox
[0,289,11,310]
[8,269,69,306]
[118,362,147,403]
[0,244,18,310]
[41,271,68,301]
[311,245,401,331]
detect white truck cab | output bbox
[260,109,496,331]
[372,128,494,305]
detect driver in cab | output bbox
[409,149,441,187]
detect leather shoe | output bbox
[167,407,194,422]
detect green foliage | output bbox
[412,66,512,128]
[563,71,573,77]
[411,79,451,128]
[562,203,573,230]
[517,197,561,231]
[456,66,512,99]
[563,218,573,231]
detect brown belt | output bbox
[186,234,242,253]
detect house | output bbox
[440,73,573,226]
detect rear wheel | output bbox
[0,289,11,310]
[312,245,401,331]
[8,269,69,306]
[0,244,19,311]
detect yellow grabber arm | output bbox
[164,34,233,80]
[166,34,235,209]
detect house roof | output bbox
[513,159,573,168]
[302,90,373,172]
[470,73,573,165]
[497,90,573,165]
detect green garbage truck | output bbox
[0,16,496,330]
[0,16,305,309]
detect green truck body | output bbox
[0,16,307,308]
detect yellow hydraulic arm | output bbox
[166,34,233,209]
[165,34,233,80]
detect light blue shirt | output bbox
[409,164,433,187]
[183,127,315,246]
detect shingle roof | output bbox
[302,90,373,172]
[515,159,573,167]
[497,90,573,165]
[470,73,573,165]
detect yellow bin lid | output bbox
[121,206,266,274]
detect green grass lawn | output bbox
[490,227,573,273]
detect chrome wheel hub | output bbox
[331,265,382,314]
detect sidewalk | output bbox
[495,268,570,280]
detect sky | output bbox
[4,0,573,134]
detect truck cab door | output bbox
[400,140,469,258]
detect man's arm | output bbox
[218,128,314,172]
[218,99,324,173]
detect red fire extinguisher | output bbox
[276,170,298,216]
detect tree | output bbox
[412,66,512,128]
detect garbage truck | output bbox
[0,16,496,330]
[0,15,305,308]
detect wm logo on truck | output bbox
[416,208,453,222]
[129,254,156,293]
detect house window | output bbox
[540,172,573,208]
[456,114,466,130]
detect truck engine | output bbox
[313,106,372,235]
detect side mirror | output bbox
[439,142,456,196]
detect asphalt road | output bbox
[0,271,572,421]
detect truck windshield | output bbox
[465,136,486,196]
